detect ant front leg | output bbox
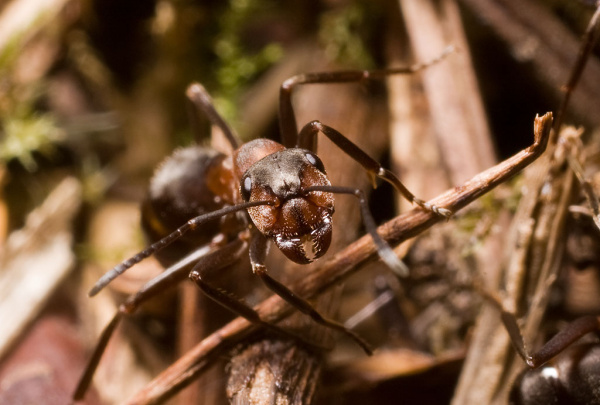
[304,185,409,277]
[502,311,600,368]
[299,121,452,217]
[501,311,600,405]
[248,230,373,355]
[188,235,329,352]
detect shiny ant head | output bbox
[235,139,334,264]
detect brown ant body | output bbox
[73,50,453,400]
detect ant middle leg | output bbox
[277,48,454,217]
[247,230,373,355]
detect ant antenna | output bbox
[88,200,272,296]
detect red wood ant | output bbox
[73,48,454,401]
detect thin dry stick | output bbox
[124,113,552,405]
[0,177,81,359]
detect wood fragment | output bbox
[0,177,81,359]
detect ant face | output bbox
[239,145,334,263]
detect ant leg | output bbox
[187,252,326,352]
[479,287,600,368]
[248,230,373,355]
[300,121,452,217]
[88,200,272,296]
[73,240,246,400]
[525,316,600,368]
[73,312,122,401]
[279,46,455,147]
[186,83,240,150]
[304,185,409,277]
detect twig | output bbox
[399,0,496,184]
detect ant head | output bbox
[238,146,334,263]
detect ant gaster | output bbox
[74,48,454,401]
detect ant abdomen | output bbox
[141,146,241,266]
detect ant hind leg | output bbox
[186,83,240,150]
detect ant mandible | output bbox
[73,48,454,400]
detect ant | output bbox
[73,48,454,401]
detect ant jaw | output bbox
[273,217,332,264]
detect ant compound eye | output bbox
[241,175,252,201]
[305,152,325,173]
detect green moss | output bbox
[318,2,378,68]
[0,109,64,171]
[211,0,283,128]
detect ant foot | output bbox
[414,199,453,219]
